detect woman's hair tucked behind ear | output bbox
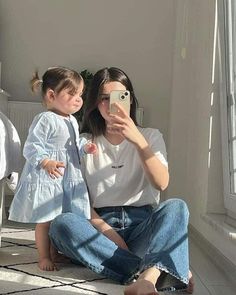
[30,67,83,98]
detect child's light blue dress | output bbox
[9,111,91,223]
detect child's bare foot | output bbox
[124,279,159,295]
[186,271,194,293]
[38,257,58,271]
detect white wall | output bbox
[0,0,175,138]
[168,0,236,265]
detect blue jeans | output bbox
[49,198,189,290]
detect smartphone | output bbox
[109,90,130,115]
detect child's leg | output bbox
[35,222,57,271]
[50,243,70,263]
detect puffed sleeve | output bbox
[23,113,53,167]
[78,136,89,156]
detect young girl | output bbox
[9,67,96,271]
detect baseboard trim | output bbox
[189,224,236,287]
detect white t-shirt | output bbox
[80,127,168,208]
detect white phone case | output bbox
[109,90,130,115]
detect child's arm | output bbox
[89,208,129,250]
[23,114,51,167]
[78,134,97,155]
[24,113,65,177]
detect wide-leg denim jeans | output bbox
[49,198,190,290]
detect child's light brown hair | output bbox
[30,67,83,99]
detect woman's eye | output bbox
[100,94,110,101]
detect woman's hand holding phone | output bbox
[108,103,147,149]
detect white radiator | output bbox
[8,101,45,171]
[8,101,45,145]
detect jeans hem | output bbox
[78,258,140,285]
[157,264,188,284]
[122,269,141,285]
[141,263,188,286]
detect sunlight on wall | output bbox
[208,0,218,169]
[208,92,214,169]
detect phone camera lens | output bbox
[124,92,128,96]
[120,95,125,100]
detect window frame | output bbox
[220,0,236,214]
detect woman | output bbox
[49,67,193,295]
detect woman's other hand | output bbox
[90,208,129,251]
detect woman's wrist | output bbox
[134,134,149,150]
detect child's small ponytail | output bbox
[30,71,43,93]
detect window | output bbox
[222,0,236,216]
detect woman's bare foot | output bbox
[38,257,57,271]
[124,279,159,295]
[186,271,194,293]
[124,267,160,295]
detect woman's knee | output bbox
[167,198,189,222]
[169,198,189,213]
[156,198,189,223]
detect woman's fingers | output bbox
[107,125,124,135]
[109,123,125,130]
[112,103,128,117]
[109,114,125,124]
[107,122,124,128]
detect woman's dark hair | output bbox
[81,67,139,137]
[30,67,83,97]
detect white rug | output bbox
[0,224,124,295]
